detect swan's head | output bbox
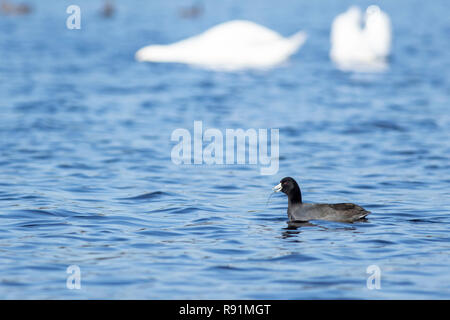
[365,5,384,28]
[365,5,390,28]
[365,5,381,17]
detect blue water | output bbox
[0,0,449,299]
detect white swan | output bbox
[330,5,392,71]
[136,20,307,71]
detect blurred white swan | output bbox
[136,20,307,71]
[330,5,391,72]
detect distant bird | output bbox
[179,2,203,19]
[273,177,370,223]
[135,20,307,71]
[0,0,31,15]
[330,5,391,71]
[100,0,114,18]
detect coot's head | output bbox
[272,177,302,203]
